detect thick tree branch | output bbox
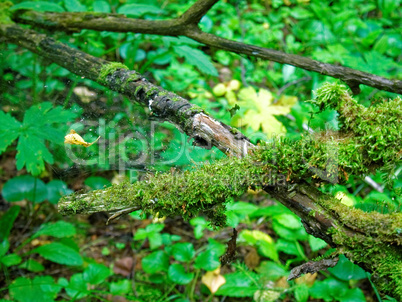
[0,23,252,157]
[58,153,402,298]
[178,0,219,25]
[11,9,402,94]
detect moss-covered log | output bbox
[59,147,402,298]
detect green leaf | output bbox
[168,263,194,285]
[10,1,65,12]
[93,0,110,13]
[64,0,86,12]
[2,176,47,203]
[171,242,195,262]
[295,284,309,302]
[10,276,60,302]
[33,221,76,239]
[257,240,279,262]
[308,235,327,252]
[256,261,288,281]
[110,279,131,295]
[0,206,20,241]
[59,273,88,299]
[0,240,10,257]
[84,176,111,190]
[289,8,313,19]
[1,253,22,267]
[117,4,164,16]
[215,272,259,297]
[207,238,226,256]
[0,111,21,154]
[276,239,305,257]
[273,213,302,229]
[190,217,211,239]
[83,263,111,285]
[134,223,164,249]
[194,249,220,271]
[18,259,45,272]
[309,278,349,300]
[16,135,54,176]
[173,45,218,76]
[32,242,83,266]
[226,201,258,216]
[46,180,73,204]
[27,102,77,129]
[141,250,169,274]
[162,233,181,246]
[328,255,367,281]
[272,220,308,241]
[5,103,77,176]
[342,288,366,302]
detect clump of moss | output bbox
[310,83,402,186]
[98,62,128,85]
[0,1,13,24]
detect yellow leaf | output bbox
[201,267,226,294]
[64,129,100,147]
[225,89,237,106]
[235,87,297,136]
[276,95,297,107]
[239,230,274,244]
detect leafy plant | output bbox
[2,175,72,204]
[0,102,78,176]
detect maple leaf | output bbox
[234,87,297,136]
[0,102,78,176]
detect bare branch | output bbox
[179,0,220,25]
[12,10,402,94]
[186,29,401,94]
[287,258,339,281]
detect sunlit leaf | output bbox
[64,129,100,147]
[235,87,297,136]
[202,267,226,293]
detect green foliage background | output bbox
[0,0,401,301]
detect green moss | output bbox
[145,87,159,98]
[188,105,204,114]
[312,83,402,187]
[230,127,240,135]
[158,91,169,97]
[0,1,13,24]
[329,228,402,300]
[98,62,128,84]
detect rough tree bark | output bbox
[1,0,401,299]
